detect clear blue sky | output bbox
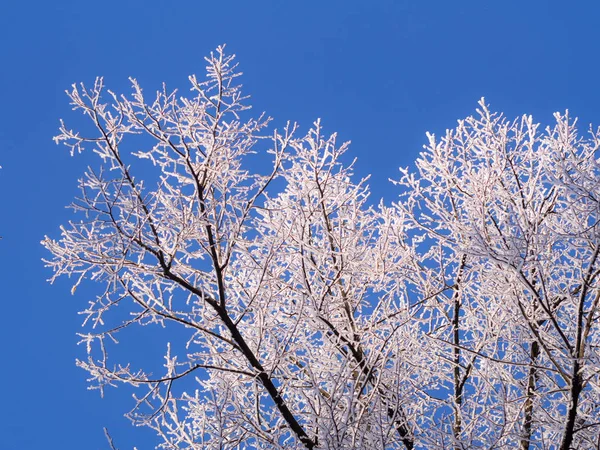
[1,1,599,448]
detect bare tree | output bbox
[393,102,600,449]
[44,49,600,449]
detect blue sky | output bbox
[1,1,599,448]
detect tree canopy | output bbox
[44,47,600,449]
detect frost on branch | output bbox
[44,47,600,450]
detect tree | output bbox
[44,47,600,449]
[392,104,600,449]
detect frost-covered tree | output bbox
[392,104,600,450]
[44,48,600,449]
